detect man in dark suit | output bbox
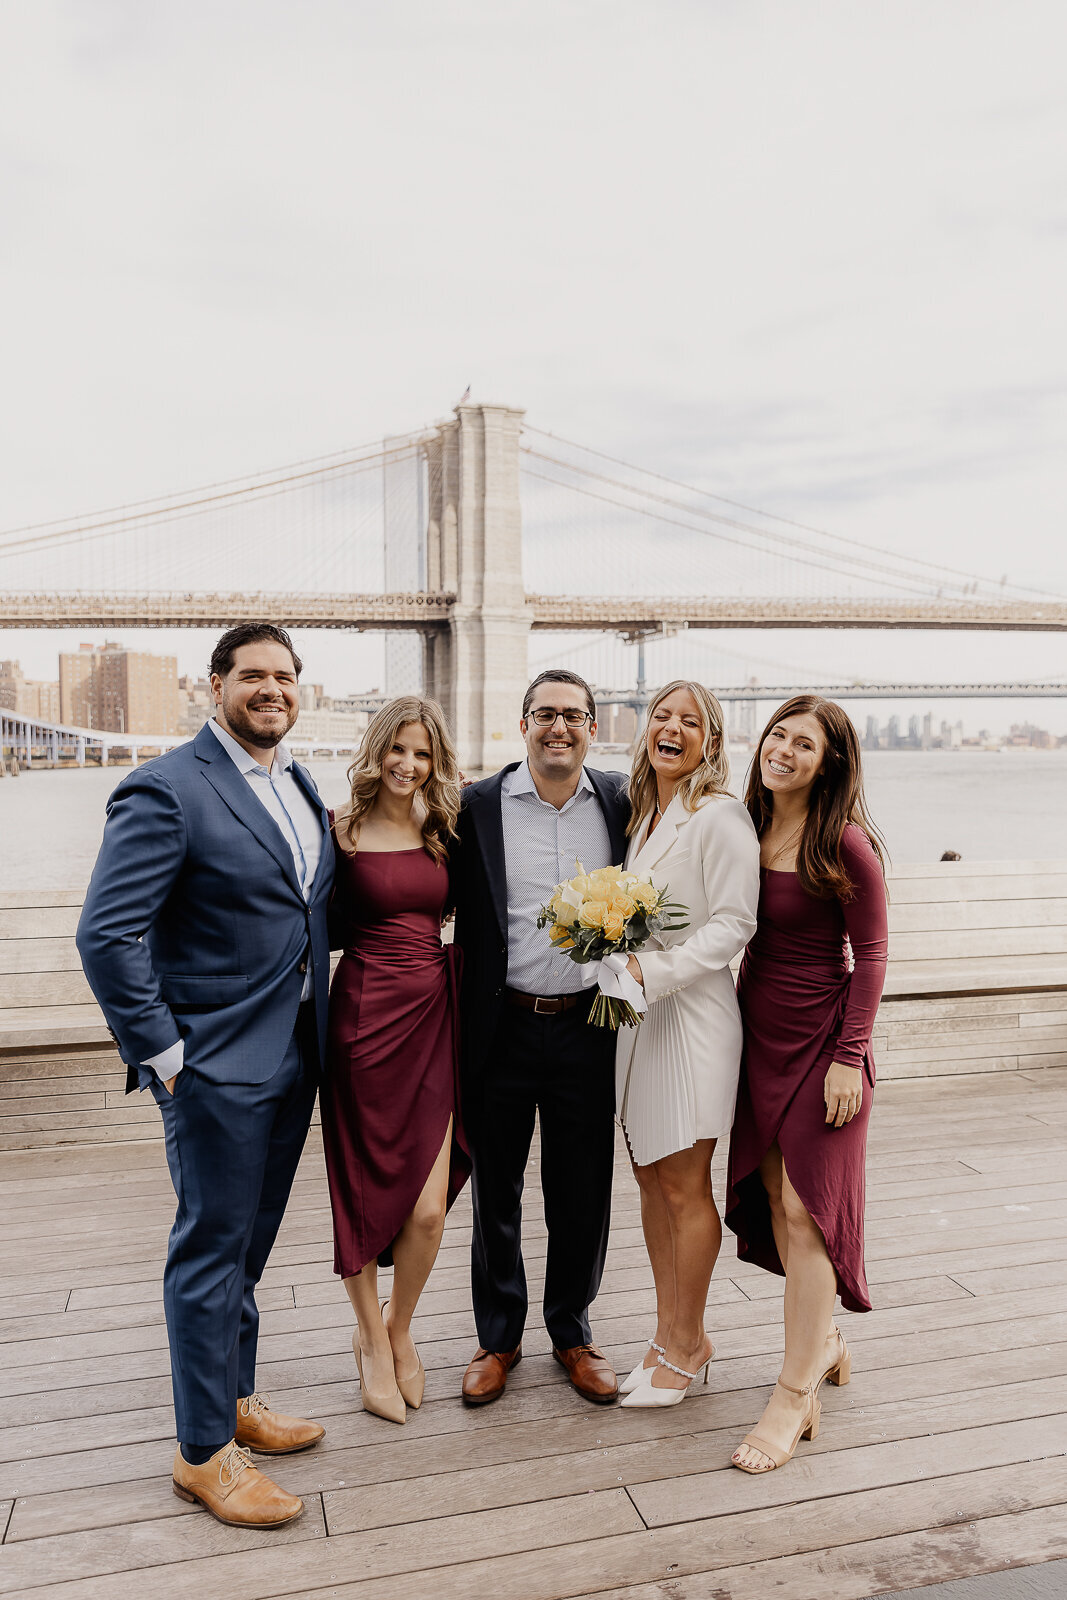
[77,623,334,1528]
[450,669,630,1405]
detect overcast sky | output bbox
[1,1,1065,728]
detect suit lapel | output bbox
[467,768,511,942]
[291,760,333,902]
[587,766,630,865]
[195,727,303,898]
[629,796,691,875]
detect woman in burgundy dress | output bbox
[321,696,469,1425]
[726,695,888,1473]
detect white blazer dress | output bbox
[615,791,760,1166]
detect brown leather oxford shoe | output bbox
[461,1345,522,1405]
[172,1441,304,1527]
[553,1343,619,1403]
[235,1392,326,1455]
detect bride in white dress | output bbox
[616,680,760,1408]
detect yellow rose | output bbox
[632,881,660,910]
[587,880,616,904]
[549,922,576,949]
[555,900,580,927]
[571,873,592,897]
[579,901,607,930]
[610,894,636,919]
[603,909,626,941]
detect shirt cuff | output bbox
[143,1038,185,1081]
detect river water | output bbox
[0,747,1059,894]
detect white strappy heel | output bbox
[619,1339,665,1395]
[619,1345,713,1408]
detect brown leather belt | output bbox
[505,988,583,1015]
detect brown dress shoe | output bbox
[461,1346,522,1405]
[172,1441,304,1527]
[553,1343,619,1403]
[236,1392,326,1455]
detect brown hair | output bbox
[744,694,887,899]
[209,622,301,678]
[335,696,460,866]
[628,680,731,837]
[522,669,596,720]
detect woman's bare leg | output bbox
[632,1158,675,1371]
[343,1259,400,1401]
[762,1140,844,1378]
[383,1119,453,1380]
[733,1155,838,1470]
[649,1138,720,1391]
[759,1144,790,1275]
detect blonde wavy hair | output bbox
[334,696,460,865]
[627,679,731,837]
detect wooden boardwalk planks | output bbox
[0,1067,1065,1599]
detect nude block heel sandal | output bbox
[733,1378,820,1472]
[819,1327,851,1391]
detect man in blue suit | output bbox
[77,623,335,1528]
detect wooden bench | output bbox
[3,860,1066,1149]
[874,859,1067,1080]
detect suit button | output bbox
[298,962,307,974]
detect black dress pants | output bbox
[469,996,616,1352]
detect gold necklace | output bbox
[764,822,804,868]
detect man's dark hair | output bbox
[209,623,302,680]
[522,668,596,721]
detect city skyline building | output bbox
[59,642,179,735]
[0,660,60,723]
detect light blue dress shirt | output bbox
[500,759,614,995]
[143,718,324,1082]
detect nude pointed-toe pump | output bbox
[354,1335,406,1425]
[395,1353,425,1409]
[380,1298,425,1408]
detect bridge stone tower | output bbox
[421,403,530,771]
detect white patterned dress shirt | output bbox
[500,759,614,995]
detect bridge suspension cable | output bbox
[522,424,1054,603]
[521,457,964,602]
[0,435,424,561]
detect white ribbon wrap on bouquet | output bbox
[580,950,648,1015]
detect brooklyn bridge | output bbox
[1,401,1062,767]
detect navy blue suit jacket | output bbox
[76,723,335,1093]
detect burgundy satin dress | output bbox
[321,841,470,1278]
[726,824,888,1312]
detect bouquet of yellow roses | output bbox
[537,863,689,1029]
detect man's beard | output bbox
[222,696,297,750]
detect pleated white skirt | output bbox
[616,990,741,1167]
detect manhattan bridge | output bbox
[1,401,1064,769]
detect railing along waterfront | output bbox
[2,860,1066,1149]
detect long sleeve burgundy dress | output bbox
[725,823,888,1312]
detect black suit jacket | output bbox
[449,761,631,1089]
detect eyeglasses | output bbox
[527,708,594,728]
